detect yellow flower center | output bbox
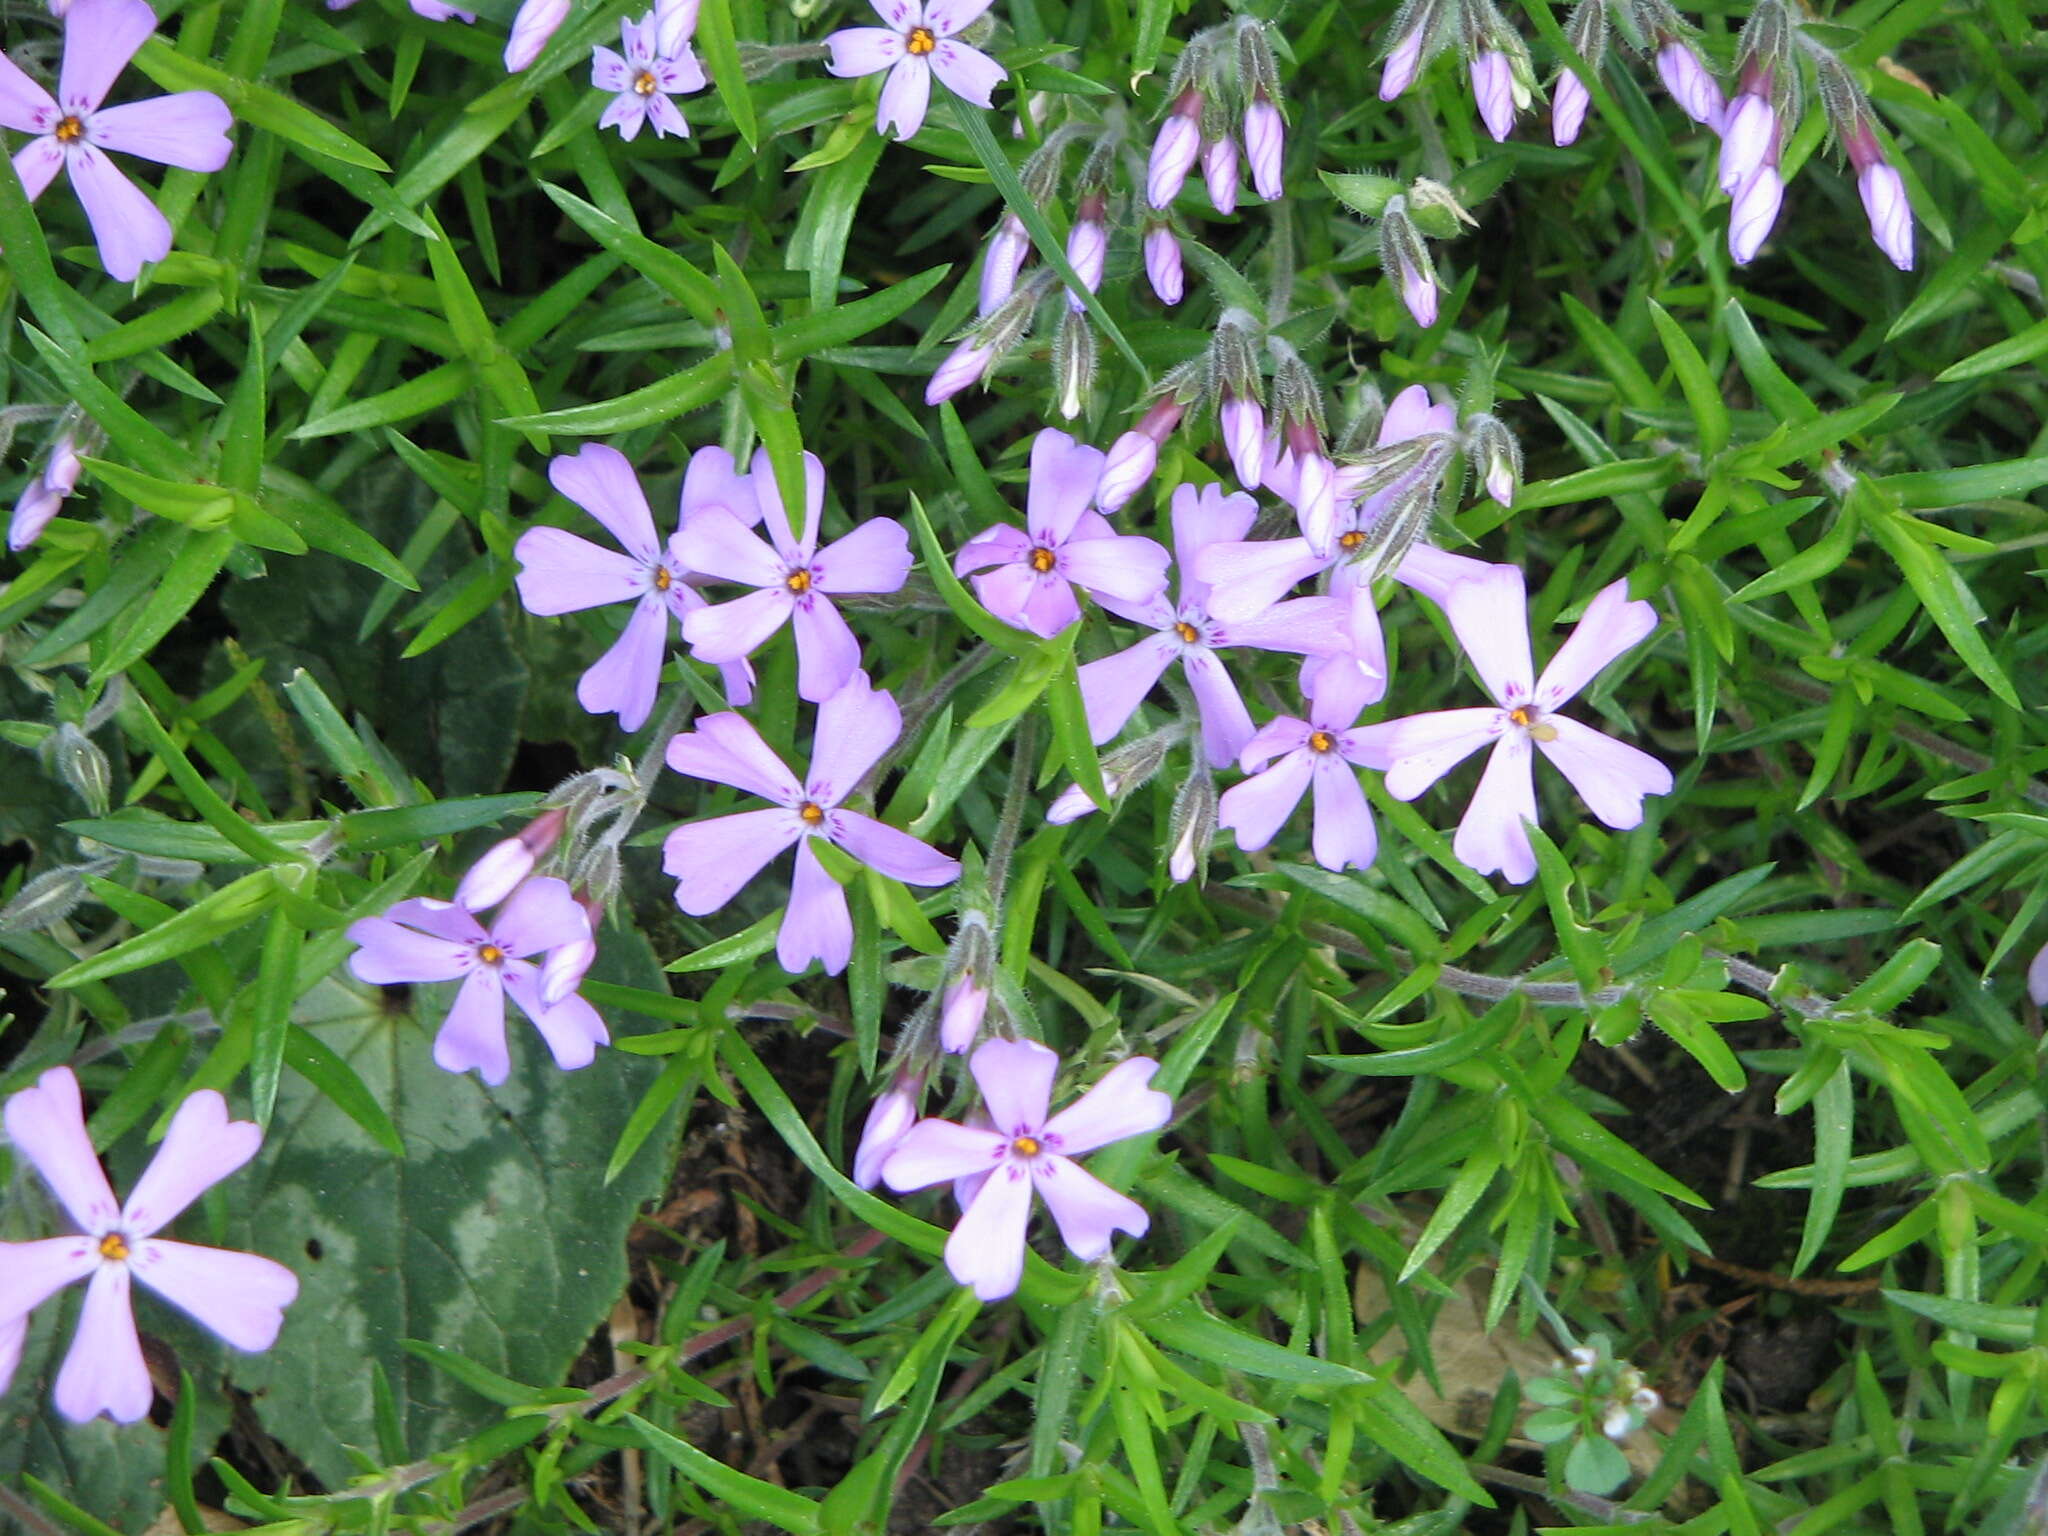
[1028,546,1057,574]
[478,944,505,965]
[653,565,673,591]
[906,25,937,53]
[1308,730,1335,753]
[1011,1135,1041,1157]
[1173,621,1200,644]
[1509,706,1557,742]
[799,802,825,825]
[1338,529,1365,551]
[54,115,83,143]
[633,70,659,95]
[787,568,813,594]
[99,1232,129,1262]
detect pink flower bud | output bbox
[1064,205,1107,313]
[978,213,1031,316]
[1727,165,1783,265]
[1655,42,1724,127]
[1717,93,1775,194]
[1400,259,1438,328]
[9,482,63,552]
[1294,450,1337,556]
[1243,97,1285,200]
[1147,101,1202,210]
[1220,395,1266,490]
[1202,135,1239,215]
[853,1075,922,1187]
[502,0,569,70]
[654,0,701,55]
[1471,51,1515,142]
[46,435,80,496]
[1144,225,1184,305]
[939,974,989,1053]
[1379,25,1425,101]
[1096,432,1158,514]
[925,340,996,405]
[1552,69,1590,146]
[1858,163,1914,271]
[455,838,535,911]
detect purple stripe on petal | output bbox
[0,1237,98,1323]
[779,838,852,975]
[663,808,803,914]
[0,52,58,132]
[129,1239,297,1351]
[119,1091,260,1237]
[922,0,993,35]
[591,45,632,90]
[431,968,513,1086]
[1443,564,1535,706]
[4,1067,120,1234]
[67,143,171,281]
[644,92,690,139]
[1033,1155,1148,1260]
[14,137,66,201]
[927,39,1004,108]
[53,1263,151,1423]
[824,25,903,78]
[86,93,231,171]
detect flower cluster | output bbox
[1,1069,298,1423]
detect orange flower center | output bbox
[478,944,505,965]
[799,802,825,825]
[633,70,659,95]
[906,25,937,53]
[653,565,673,591]
[1338,529,1365,551]
[1173,621,1200,644]
[787,568,813,594]
[1308,730,1335,753]
[1011,1135,1041,1157]
[99,1232,129,1262]
[1028,546,1057,574]
[54,115,83,143]
[1509,706,1557,741]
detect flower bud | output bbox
[0,864,92,933]
[454,838,533,911]
[1379,196,1440,328]
[1857,162,1913,271]
[853,1072,923,1188]
[1063,196,1108,312]
[11,433,81,553]
[978,213,1032,316]
[1045,728,1182,823]
[925,340,997,405]
[1470,51,1516,141]
[1655,40,1725,126]
[1201,135,1239,215]
[47,724,109,816]
[1220,392,1267,490]
[1379,23,1426,101]
[1727,164,1783,265]
[1464,413,1521,507]
[1243,95,1285,200]
[654,0,701,55]
[1602,1404,1634,1441]
[1096,433,1157,515]
[1717,91,1776,194]
[503,0,569,69]
[1052,309,1095,421]
[1143,225,1184,305]
[1166,769,1215,885]
[1147,96,1203,209]
[1552,69,1590,145]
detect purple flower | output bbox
[592,12,707,140]
[540,890,604,1006]
[1144,224,1184,305]
[1243,94,1284,199]
[1081,483,1341,768]
[1470,51,1516,141]
[1147,92,1202,209]
[824,0,1007,143]
[1379,23,1426,101]
[0,1068,297,1423]
[347,878,608,1084]
[853,1072,923,1188]
[515,444,756,731]
[1392,541,1496,608]
[1727,164,1783,265]
[1201,134,1239,214]
[1220,391,1266,491]
[1381,567,1672,883]
[1552,69,1590,146]
[978,211,1031,315]
[0,0,232,282]
[881,1039,1172,1300]
[504,0,570,69]
[1654,41,1724,127]
[924,338,998,404]
[1717,89,1775,195]
[453,808,568,911]
[1064,193,1107,312]
[678,450,909,703]
[662,673,960,975]
[1095,398,1183,515]
[1218,666,1396,871]
[10,433,80,552]
[1848,125,1912,271]
[953,429,1170,639]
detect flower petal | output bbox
[875,56,931,141]
[923,0,992,34]
[1170,483,1259,594]
[1390,542,1497,607]
[548,443,660,563]
[1238,715,1312,775]
[427,968,512,1084]
[830,812,960,887]
[644,91,689,139]
[672,504,783,587]
[953,520,1031,576]
[1032,1156,1148,1260]
[0,52,58,133]
[14,137,66,202]
[1181,647,1256,769]
[513,526,643,614]
[52,1263,151,1423]
[1380,707,1503,801]
[68,143,172,281]
[0,1237,98,1323]
[60,0,158,116]
[488,875,587,959]
[4,1067,120,1234]
[1535,715,1673,830]
[852,1084,920,1190]
[881,1117,1008,1190]
[0,1315,25,1396]
[1062,533,1171,605]
[1217,749,1314,852]
[129,1239,297,1351]
[1454,734,1539,884]
[663,808,802,915]
[682,585,793,665]
[119,1091,259,1238]
[813,516,911,595]
[807,669,901,802]
[1027,430,1106,544]
[945,1160,1034,1300]
[590,43,631,90]
[972,563,1076,638]
[1192,537,1325,623]
[824,25,902,78]
[971,1037,1059,1137]
[1309,755,1377,872]
[927,39,1004,108]
[790,595,862,703]
[667,711,804,800]
[380,897,489,945]
[779,839,852,974]
[1042,1057,1171,1156]
[503,965,610,1070]
[1443,563,1535,707]
[86,93,232,171]
[679,444,758,527]
[1533,580,1659,710]
[575,594,670,732]
[2029,942,2048,1008]
[1079,635,1178,745]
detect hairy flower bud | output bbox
[1379,196,1440,328]
[1552,69,1591,145]
[1097,435,1157,515]
[0,864,93,933]
[1201,134,1239,215]
[1144,224,1184,305]
[1063,197,1108,313]
[1243,95,1285,200]
[654,0,701,56]
[1857,162,1913,271]
[1052,309,1096,421]
[46,724,109,816]
[1465,413,1522,507]
[1378,22,1427,101]
[1166,769,1215,885]
[1718,89,1776,194]
[1654,40,1724,126]
[1147,94,1203,209]
[1470,50,1516,141]
[925,340,998,405]
[1220,393,1267,490]
[938,913,994,1052]
[978,212,1032,316]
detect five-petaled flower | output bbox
[514,443,757,731]
[346,876,609,1085]
[0,0,232,281]
[954,429,1170,639]
[1380,566,1672,883]
[0,1068,298,1424]
[881,1038,1172,1301]
[662,672,960,975]
[678,450,911,704]
[592,10,707,140]
[824,0,1006,143]
[1218,665,1398,873]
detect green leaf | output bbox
[630,1414,821,1533]
[1859,486,2019,708]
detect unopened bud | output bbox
[540,892,604,1006]
[925,339,998,405]
[46,724,109,816]
[853,1071,923,1188]
[1144,225,1183,305]
[1147,95,1203,209]
[1201,135,1239,215]
[503,0,570,69]
[1243,95,1285,200]
[1166,770,1215,884]
[1379,196,1440,328]
[1052,309,1096,421]
[1220,393,1267,490]
[1552,69,1591,145]
[654,0,701,55]
[0,864,91,933]
[1096,434,1157,515]
[1064,196,1108,312]
[978,212,1032,316]
[1655,40,1724,126]
[1470,51,1516,140]
[1727,165,1783,265]
[1464,413,1522,507]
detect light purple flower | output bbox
[1381,567,1672,883]
[1243,95,1284,199]
[1144,224,1184,305]
[881,1039,1172,1300]
[454,808,568,912]
[514,444,757,731]
[678,450,909,703]
[824,0,1007,143]
[1147,94,1202,209]
[662,674,957,976]
[1296,572,1390,705]
[1717,90,1775,195]
[347,877,608,1084]
[593,12,706,140]
[10,433,80,552]
[654,0,702,55]
[1064,194,1107,312]
[1552,69,1590,146]
[1096,398,1183,515]
[504,0,570,70]
[1727,164,1783,265]
[1847,126,1912,271]
[1470,51,1516,141]
[1220,392,1266,491]
[1218,665,1396,872]
[1202,135,1239,215]
[1392,541,1497,608]
[1379,23,1425,101]
[540,891,604,1006]
[854,1072,923,1188]
[978,211,1031,315]
[0,0,232,282]
[1081,484,1341,767]
[0,1068,297,1423]
[1654,41,1724,127]
[953,429,1170,639]
[925,338,998,404]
